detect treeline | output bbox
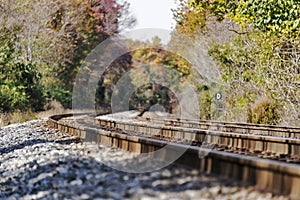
[0,0,134,112]
[1,0,299,126]
[126,37,191,113]
[171,0,300,125]
[91,36,192,113]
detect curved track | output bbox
[47,112,300,199]
[95,114,300,163]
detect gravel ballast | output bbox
[0,120,288,200]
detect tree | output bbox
[0,0,135,110]
[172,0,300,125]
[232,0,300,36]
[173,0,300,36]
[0,26,45,112]
[116,37,194,113]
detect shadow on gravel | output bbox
[0,153,243,199]
[0,138,81,155]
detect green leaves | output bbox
[0,85,28,112]
[171,0,300,124]
[0,0,135,112]
[174,0,300,36]
[235,0,300,35]
[0,27,45,112]
[209,31,300,124]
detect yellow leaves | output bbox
[130,43,192,78]
[240,22,248,29]
[180,0,300,37]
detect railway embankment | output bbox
[0,119,289,199]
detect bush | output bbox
[0,27,45,112]
[0,85,28,112]
[247,97,281,125]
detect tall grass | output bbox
[0,110,36,127]
[0,101,69,127]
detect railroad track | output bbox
[154,118,300,138]
[47,112,300,199]
[95,114,300,163]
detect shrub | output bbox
[247,97,281,125]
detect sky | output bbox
[126,0,177,30]
[122,0,178,43]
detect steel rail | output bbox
[47,113,300,199]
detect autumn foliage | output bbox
[173,0,300,125]
[0,0,134,112]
